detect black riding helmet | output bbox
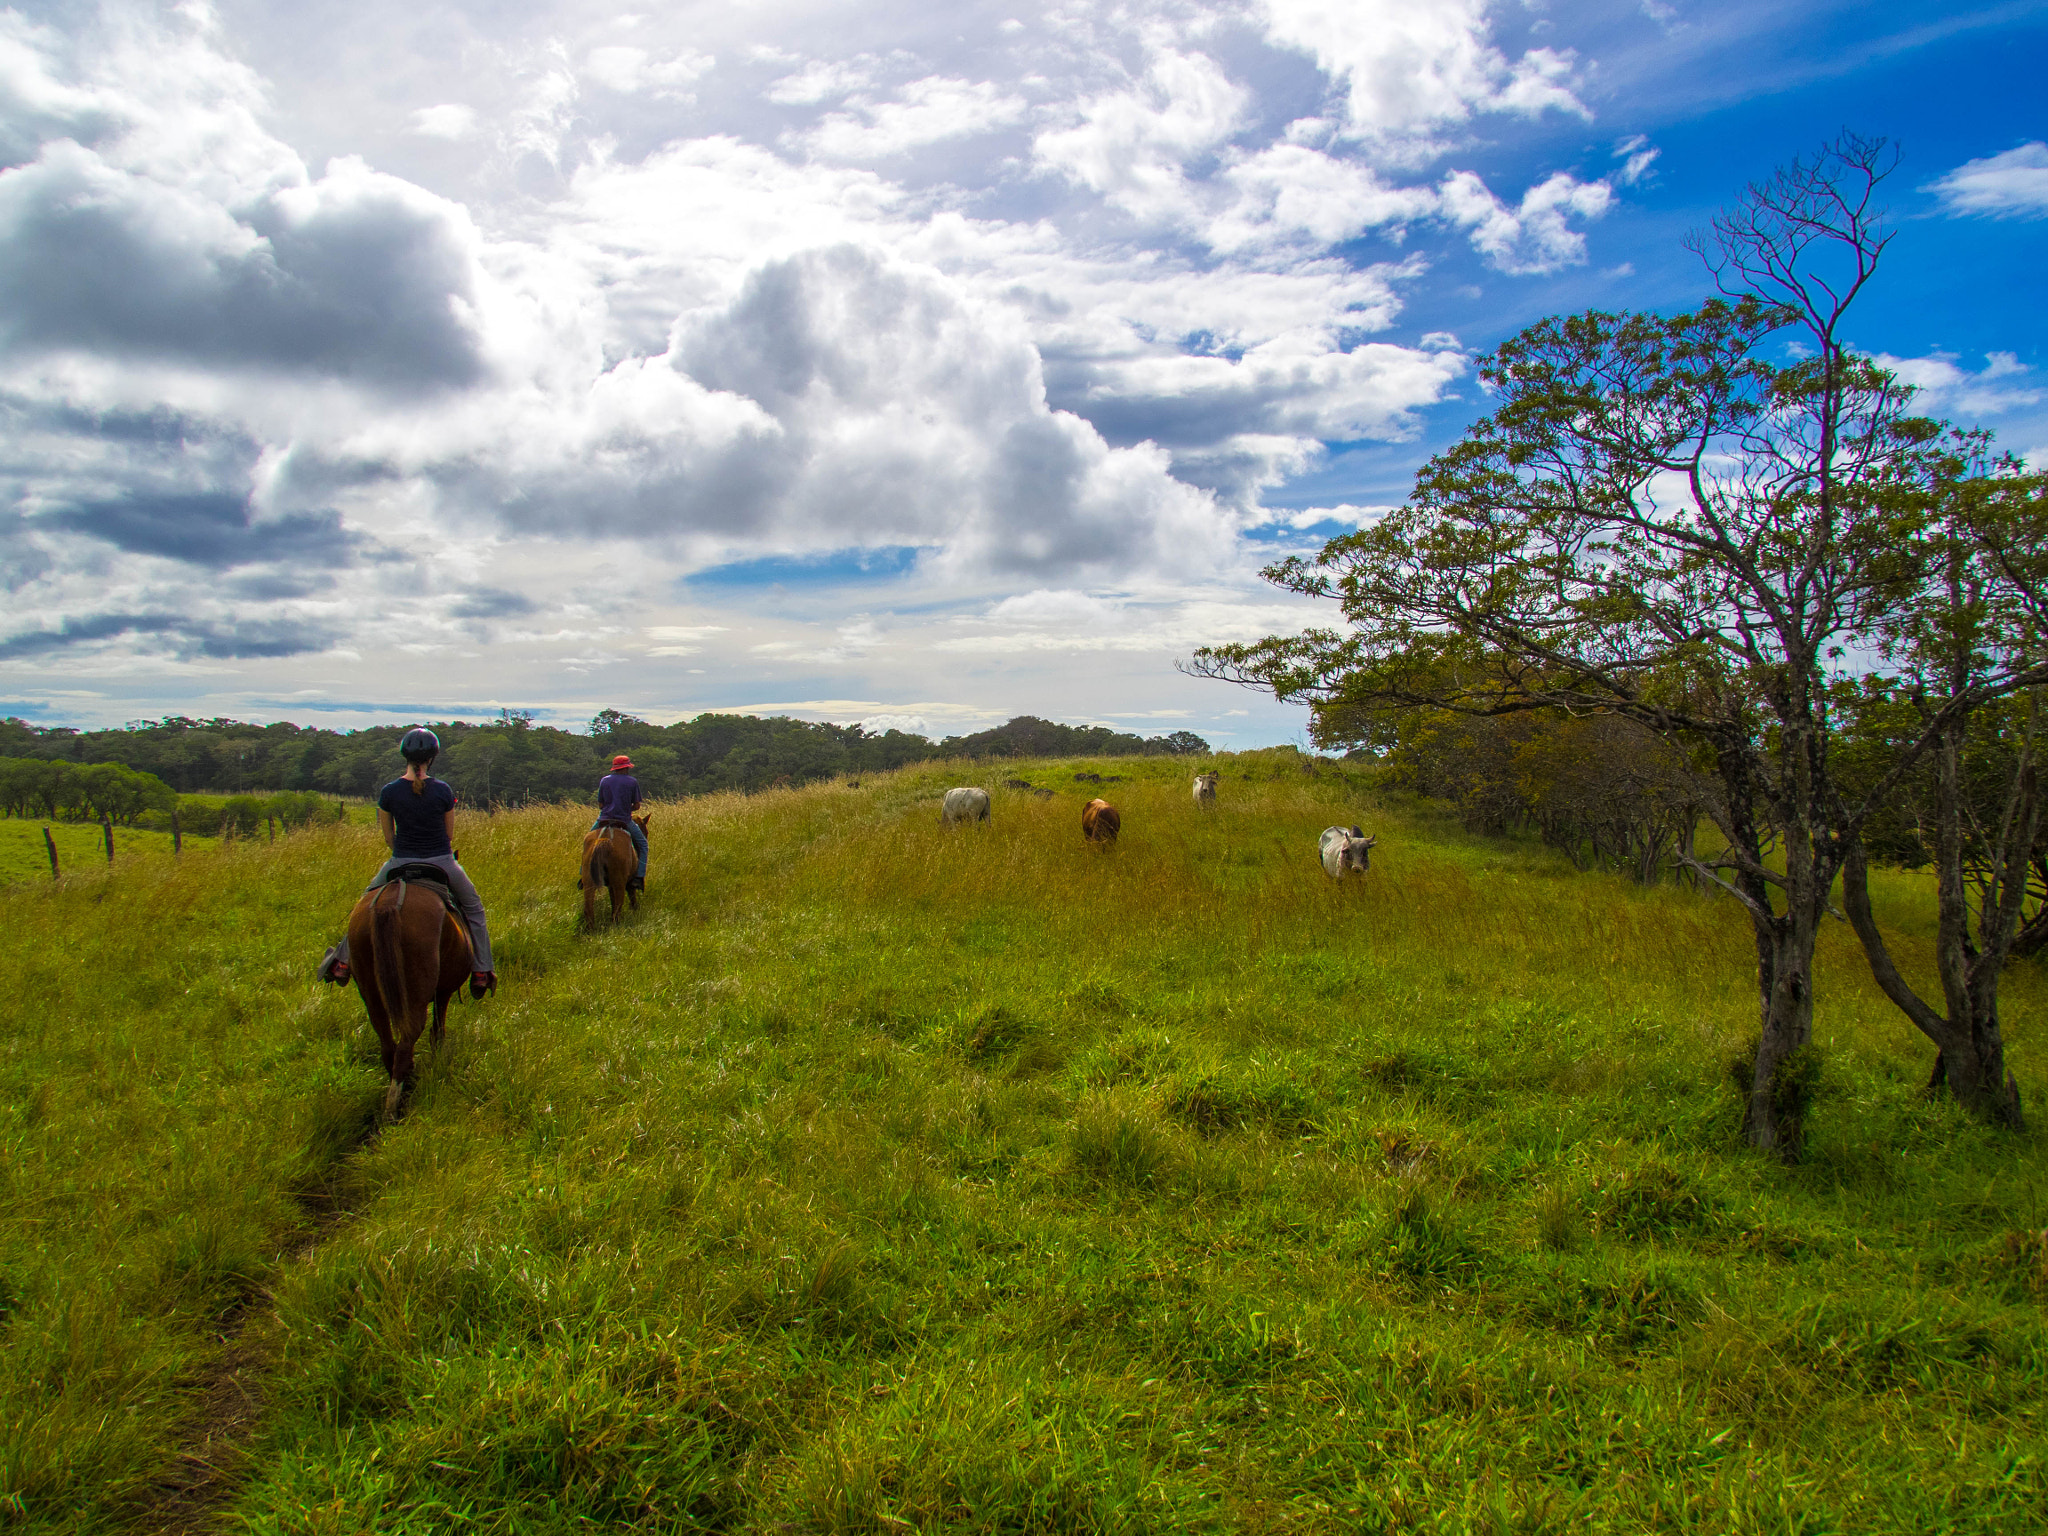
[399,727,440,764]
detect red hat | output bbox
[611,754,634,770]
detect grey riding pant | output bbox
[336,853,493,972]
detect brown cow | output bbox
[1081,797,1120,844]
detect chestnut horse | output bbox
[580,811,650,928]
[346,870,472,1119]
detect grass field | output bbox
[0,816,222,886]
[1,757,2044,1534]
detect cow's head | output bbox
[1345,827,1376,871]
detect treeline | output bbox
[1382,710,1703,886]
[0,712,1209,809]
[0,757,343,837]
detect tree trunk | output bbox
[1842,840,2026,1128]
[1712,734,1826,1157]
[1743,906,1819,1156]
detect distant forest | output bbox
[0,712,1210,807]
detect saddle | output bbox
[365,862,462,916]
[594,817,634,831]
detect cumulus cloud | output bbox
[0,0,1641,721]
[801,76,1028,161]
[0,144,488,387]
[1034,41,1248,223]
[1438,168,1613,273]
[409,103,478,140]
[853,711,931,736]
[1258,0,1585,150]
[583,46,712,99]
[1206,144,1437,252]
[1873,350,2042,417]
[1928,142,2048,219]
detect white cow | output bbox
[1319,825,1376,879]
[1192,772,1219,808]
[941,787,991,826]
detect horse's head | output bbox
[633,811,651,839]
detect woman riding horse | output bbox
[319,727,496,996]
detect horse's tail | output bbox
[372,880,411,1037]
[582,845,604,927]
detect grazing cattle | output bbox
[1319,825,1376,880]
[1192,772,1219,808]
[942,787,992,826]
[1082,798,1120,844]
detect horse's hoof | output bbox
[382,1082,403,1120]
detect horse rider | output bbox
[593,752,648,891]
[318,727,496,997]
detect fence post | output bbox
[42,826,58,881]
[171,807,181,854]
[267,815,276,844]
[103,817,114,864]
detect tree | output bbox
[1189,135,2037,1155]
[1836,462,2047,1122]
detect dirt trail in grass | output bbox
[128,1114,382,1535]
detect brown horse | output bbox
[1082,797,1120,844]
[580,811,650,928]
[346,871,472,1119]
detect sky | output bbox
[0,0,2044,745]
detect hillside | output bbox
[2,756,2044,1533]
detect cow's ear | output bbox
[1351,825,1362,836]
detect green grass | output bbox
[2,757,2045,1533]
[0,817,223,886]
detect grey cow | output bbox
[1192,772,1219,808]
[1319,825,1376,879]
[941,787,992,825]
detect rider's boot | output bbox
[318,943,351,985]
[470,970,496,999]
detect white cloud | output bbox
[1438,168,1613,273]
[1928,142,2048,219]
[583,45,712,99]
[1612,134,1659,187]
[766,58,876,106]
[1872,350,2042,417]
[854,711,932,736]
[1258,0,1586,150]
[802,76,1028,160]
[1034,40,1247,224]
[409,103,478,140]
[932,586,1315,655]
[1207,144,1437,252]
[0,0,1644,740]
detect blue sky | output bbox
[0,0,2042,745]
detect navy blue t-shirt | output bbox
[596,772,641,822]
[379,776,456,858]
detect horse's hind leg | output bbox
[430,995,448,1047]
[385,1036,417,1120]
